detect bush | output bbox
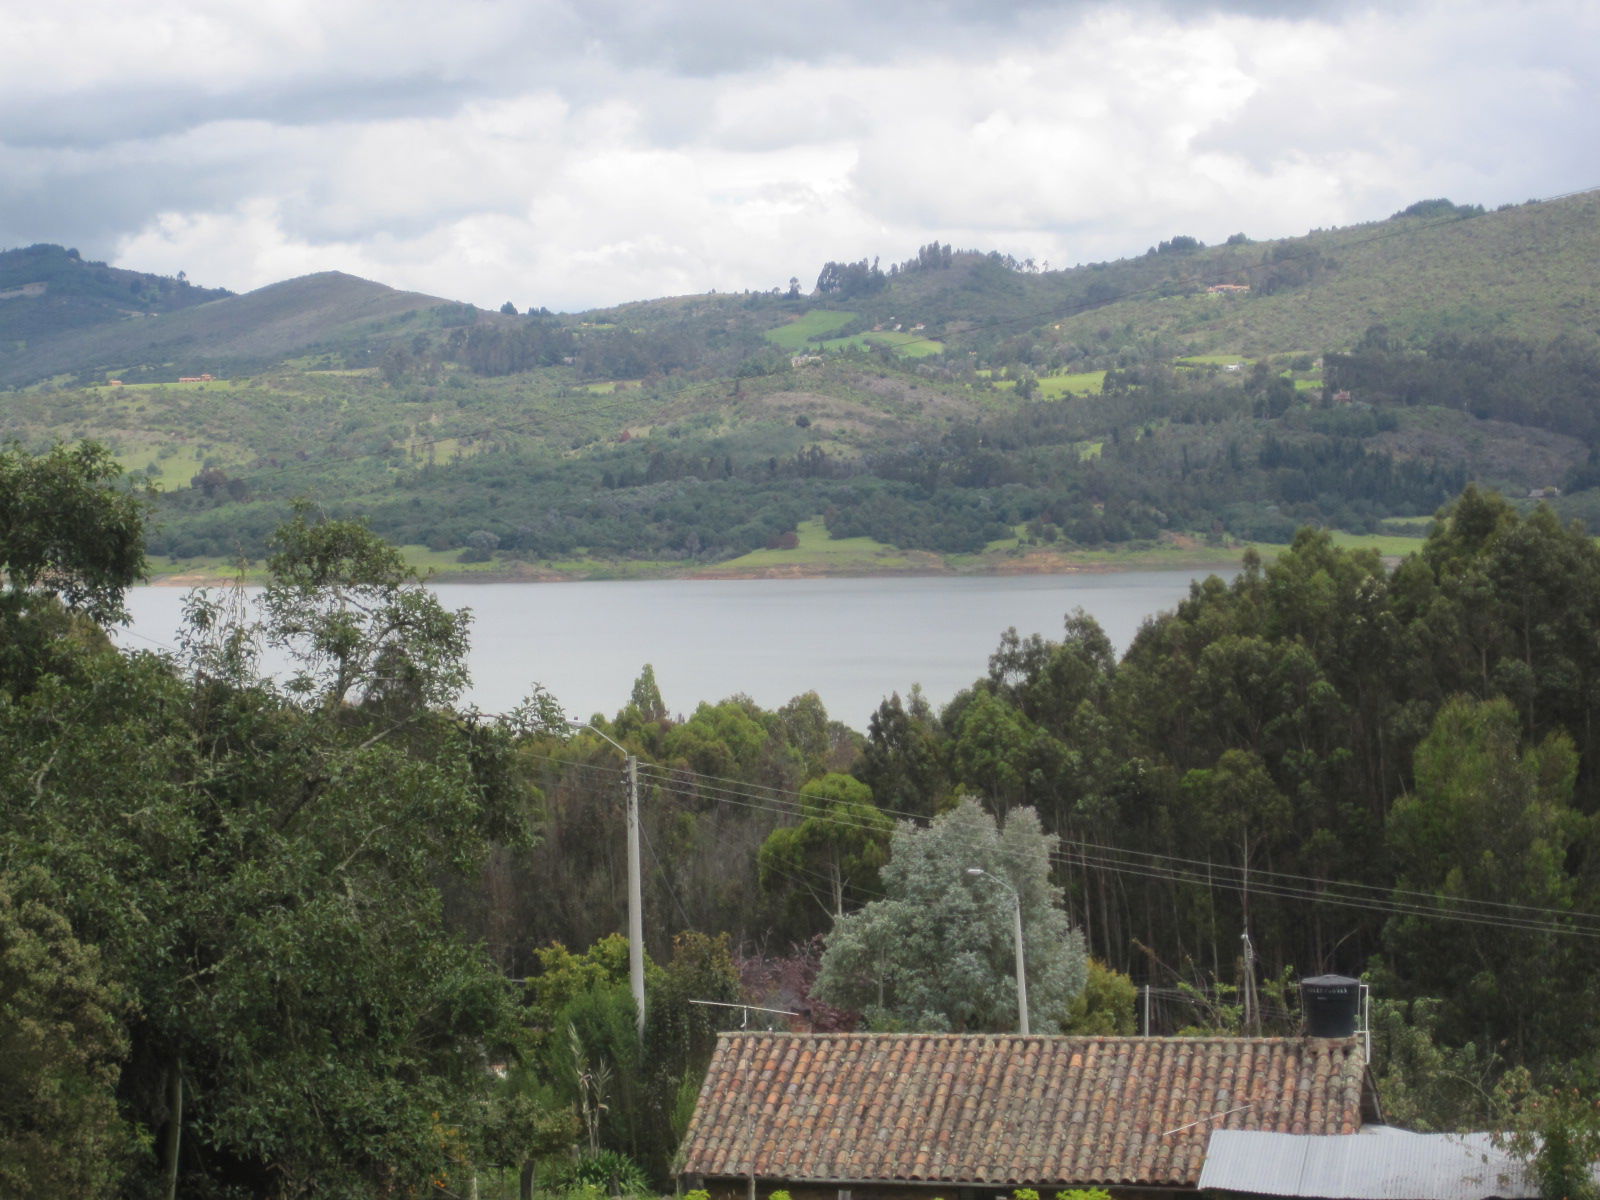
[548,1150,650,1196]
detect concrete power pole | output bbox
[570,723,647,1042]
[626,753,645,1042]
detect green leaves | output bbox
[1385,696,1589,1062]
[758,773,891,920]
[0,495,535,1195]
[0,868,133,1200]
[261,502,471,712]
[0,441,147,629]
[814,799,1087,1033]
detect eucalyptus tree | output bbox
[1383,695,1594,1065]
[814,798,1087,1032]
[758,772,892,928]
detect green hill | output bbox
[0,243,231,344]
[0,268,458,387]
[4,191,1600,576]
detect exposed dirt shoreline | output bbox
[144,547,1251,587]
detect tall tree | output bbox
[813,798,1087,1032]
[0,868,131,1199]
[1383,696,1593,1065]
[758,772,892,924]
[0,440,146,628]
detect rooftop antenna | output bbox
[688,999,801,1031]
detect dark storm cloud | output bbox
[0,76,473,152]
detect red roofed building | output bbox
[678,1033,1381,1200]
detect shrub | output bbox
[549,1150,650,1196]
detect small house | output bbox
[678,1033,1381,1200]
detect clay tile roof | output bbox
[678,1033,1368,1189]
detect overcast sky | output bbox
[4,0,1596,312]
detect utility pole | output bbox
[571,723,646,1041]
[625,752,644,1042]
[966,868,1029,1036]
[1240,929,1259,1037]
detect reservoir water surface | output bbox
[120,570,1227,730]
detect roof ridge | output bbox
[715,1031,1359,1044]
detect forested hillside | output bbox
[0,243,232,343]
[4,191,1600,575]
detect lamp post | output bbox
[967,867,1029,1036]
[571,723,645,1041]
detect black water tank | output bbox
[1301,974,1361,1037]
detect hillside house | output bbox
[678,1033,1381,1200]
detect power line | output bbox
[528,746,1600,941]
[628,758,1600,933]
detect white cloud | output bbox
[1,0,1590,309]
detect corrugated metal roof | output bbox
[1200,1129,1539,1200]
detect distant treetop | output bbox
[1392,198,1485,220]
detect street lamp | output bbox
[967,867,1029,1036]
[570,722,645,1041]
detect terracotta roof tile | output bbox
[679,1033,1367,1189]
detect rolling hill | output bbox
[3,190,1599,576]
[0,264,458,387]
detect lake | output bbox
[118,570,1226,730]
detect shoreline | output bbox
[141,547,1257,588]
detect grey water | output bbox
[118,570,1225,730]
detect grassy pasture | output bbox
[714,518,915,571]
[817,330,944,358]
[1324,529,1429,557]
[117,443,212,490]
[763,309,858,350]
[1036,370,1107,398]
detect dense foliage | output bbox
[1,451,545,1196]
[487,486,1600,1133]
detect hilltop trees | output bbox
[814,257,886,298]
